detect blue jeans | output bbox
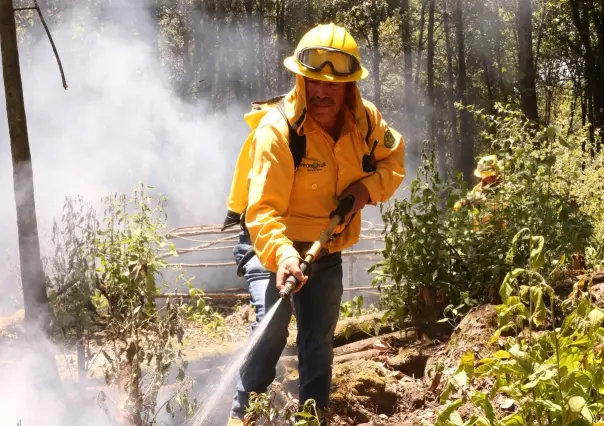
[230,230,343,420]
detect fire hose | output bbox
[234,195,355,299]
[278,195,354,300]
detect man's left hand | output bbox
[339,181,370,217]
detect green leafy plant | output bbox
[372,105,595,335]
[435,229,604,426]
[92,184,199,424]
[245,391,324,426]
[186,285,227,336]
[45,195,99,378]
[339,295,365,319]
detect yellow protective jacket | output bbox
[242,75,405,272]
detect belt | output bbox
[293,241,330,262]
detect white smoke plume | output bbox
[0,2,255,316]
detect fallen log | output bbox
[334,349,383,363]
[333,312,399,347]
[554,272,604,289]
[333,329,418,357]
[155,286,393,300]
[154,292,250,300]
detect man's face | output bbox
[305,78,348,129]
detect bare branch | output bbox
[15,1,68,89]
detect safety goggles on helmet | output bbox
[295,46,361,76]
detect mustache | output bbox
[309,97,335,106]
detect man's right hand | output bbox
[276,256,308,294]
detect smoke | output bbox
[0,329,115,426]
[0,4,252,424]
[0,2,255,315]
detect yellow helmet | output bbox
[474,155,503,179]
[283,23,369,83]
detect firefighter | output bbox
[225,23,405,425]
[454,154,503,213]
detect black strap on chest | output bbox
[275,98,307,169]
[273,97,374,170]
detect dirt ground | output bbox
[0,290,570,426]
[0,300,502,426]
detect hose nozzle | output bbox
[279,275,299,300]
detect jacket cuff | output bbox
[276,244,301,267]
[360,175,382,205]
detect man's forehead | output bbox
[304,76,347,86]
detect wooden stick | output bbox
[333,329,418,357]
[554,272,604,289]
[153,285,393,300]
[334,349,383,363]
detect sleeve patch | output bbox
[384,128,396,149]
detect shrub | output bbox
[371,104,594,334]
[435,229,604,426]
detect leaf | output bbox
[535,399,562,414]
[343,324,353,340]
[500,412,523,426]
[530,286,546,327]
[439,379,456,403]
[436,399,464,425]
[568,396,586,413]
[453,351,475,388]
[491,350,512,359]
[471,392,495,424]
[475,358,499,376]
[523,364,556,389]
[494,360,525,376]
[499,398,515,410]
[450,411,464,426]
[587,308,604,330]
[500,269,525,303]
[530,235,545,270]
[489,324,515,344]
[506,228,530,264]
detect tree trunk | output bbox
[455,0,474,184]
[436,87,448,178]
[574,0,604,152]
[427,0,436,144]
[516,0,539,122]
[401,0,413,117]
[181,27,192,97]
[568,76,579,137]
[533,0,549,70]
[258,0,266,97]
[245,0,255,99]
[192,0,212,100]
[478,2,494,115]
[371,0,382,109]
[414,0,427,91]
[443,0,459,167]
[0,0,52,332]
[494,0,508,103]
[211,1,226,110]
[276,0,286,93]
